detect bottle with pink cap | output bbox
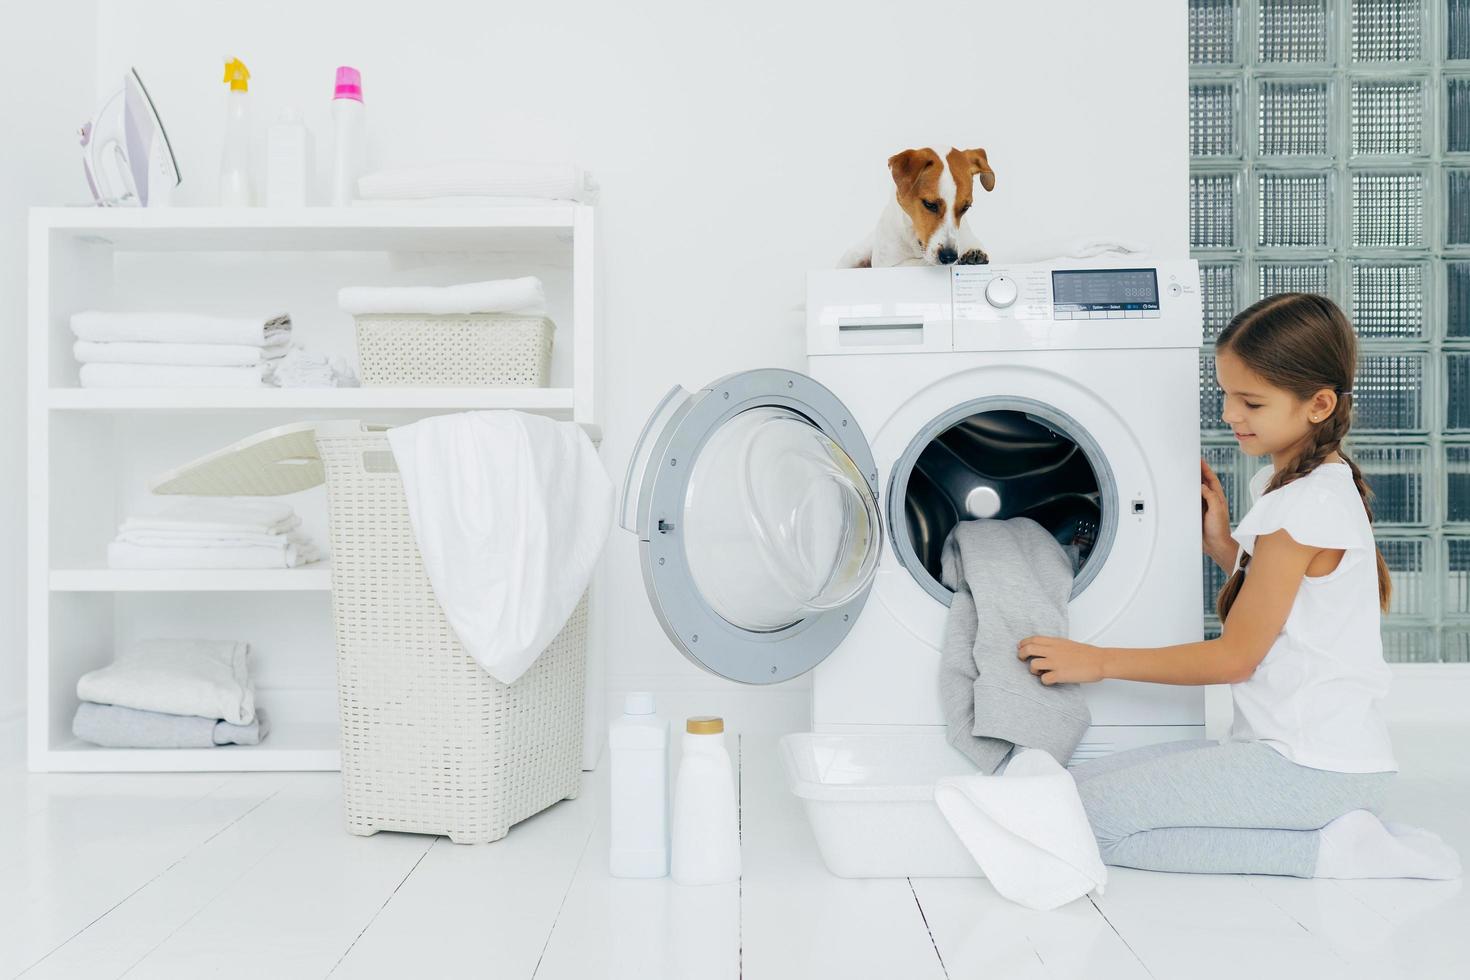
[330,66,364,207]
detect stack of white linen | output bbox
[70,311,291,388]
[353,160,598,206]
[337,276,547,317]
[106,499,323,570]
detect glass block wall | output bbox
[1189,0,1470,661]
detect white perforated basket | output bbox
[353,313,553,387]
[314,421,586,844]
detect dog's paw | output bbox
[957,248,990,265]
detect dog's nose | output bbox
[937,246,958,265]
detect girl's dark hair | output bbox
[1213,292,1391,620]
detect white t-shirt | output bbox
[1226,462,1397,773]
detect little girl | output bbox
[1018,292,1460,879]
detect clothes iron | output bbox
[80,68,180,207]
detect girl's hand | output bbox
[1017,636,1105,685]
[1200,457,1233,560]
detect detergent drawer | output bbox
[806,267,953,355]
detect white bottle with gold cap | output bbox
[670,715,741,885]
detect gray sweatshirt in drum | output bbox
[938,518,1092,774]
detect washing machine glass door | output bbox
[621,368,881,684]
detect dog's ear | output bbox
[961,147,996,192]
[888,148,936,192]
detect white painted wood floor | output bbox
[2,723,1466,980]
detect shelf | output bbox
[47,386,576,414]
[31,205,580,253]
[50,563,333,592]
[44,716,341,772]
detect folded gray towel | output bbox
[938,518,1092,774]
[72,701,270,748]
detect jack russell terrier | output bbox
[841,146,995,268]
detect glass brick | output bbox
[1259,0,1332,63]
[1449,262,1470,339]
[1448,353,1470,429]
[1203,553,1230,617]
[1445,629,1470,662]
[1452,0,1470,60]
[1448,77,1470,153]
[1447,445,1470,522]
[1200,352,1231,430]
[1191,81,1239,157]
[1378,536,1429,618]
[1351,443,1427,524]
[1353,353,1426,431]
[1259,260,1332,299]
[1382,628,1435,661]
[1258,79,1332,156]
[1200,262,1241,341]
[1191,171,1239,248]
[1259,171,1332,247]
[1351,78,1425,155]
[1350,262,1425,338]
[1447,537,1470,616]
[1191,0,1239,64]
[1448,170,1470,245]
[1352,0,1423,62]
[1351,170,1426,247]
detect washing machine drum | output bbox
[902,410,1103,586]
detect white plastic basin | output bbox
[778,731,986,878]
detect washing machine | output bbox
[621,257,1207,761]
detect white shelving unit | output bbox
[27,205,598,773]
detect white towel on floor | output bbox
[107,540,319,569]
[337,277,546,316]
[121,499,299,536]
[80,363,268,388]
[74,339,288,367]
[70,311,291,347]
[356,161,597,203]
[934,748,1107,911]
[387,411,612,685]
[76,638,256,725]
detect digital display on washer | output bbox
[1051,268,1160,318]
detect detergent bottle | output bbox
[670,716,741,885]
[608,692,671,878]
[220,57,252,206]
[330,66,365,206]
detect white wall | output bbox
[12,0,1185,735]
[1,1,98,724]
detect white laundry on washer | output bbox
[933,748,1106,910]
[387,410,613,685]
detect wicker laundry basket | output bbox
[316,421,586,844]
[353,313,554,387]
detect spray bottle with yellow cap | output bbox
[220,57,252,206]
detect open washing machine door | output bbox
[621,369,881,684]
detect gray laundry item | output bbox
[72,701,270,748]
[939,518,1092,774]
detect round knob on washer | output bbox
[985,276,1019,308]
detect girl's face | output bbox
[1214,347,1334,460]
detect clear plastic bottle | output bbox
[670,716,741,885]
[608,692,670,878]
[330,66,364,207]
[219,58,252,206]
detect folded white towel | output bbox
[387,411,613,684]
[933,748,1107,911]
[74,338,288,367]
[351,196,580,208]
[121,499,300,536]
[107,540,319,569]
[337,277,546,317]
[80,363,268,389]
[356,161,597,203]
[115,527,313,550]
[76,638,256,725]
[70,311,291,347]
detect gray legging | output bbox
[1067,738,1395,877]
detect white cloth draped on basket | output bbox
[387,411,613,685]
[337,276,546,317]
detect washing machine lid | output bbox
[621,368,882,685]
